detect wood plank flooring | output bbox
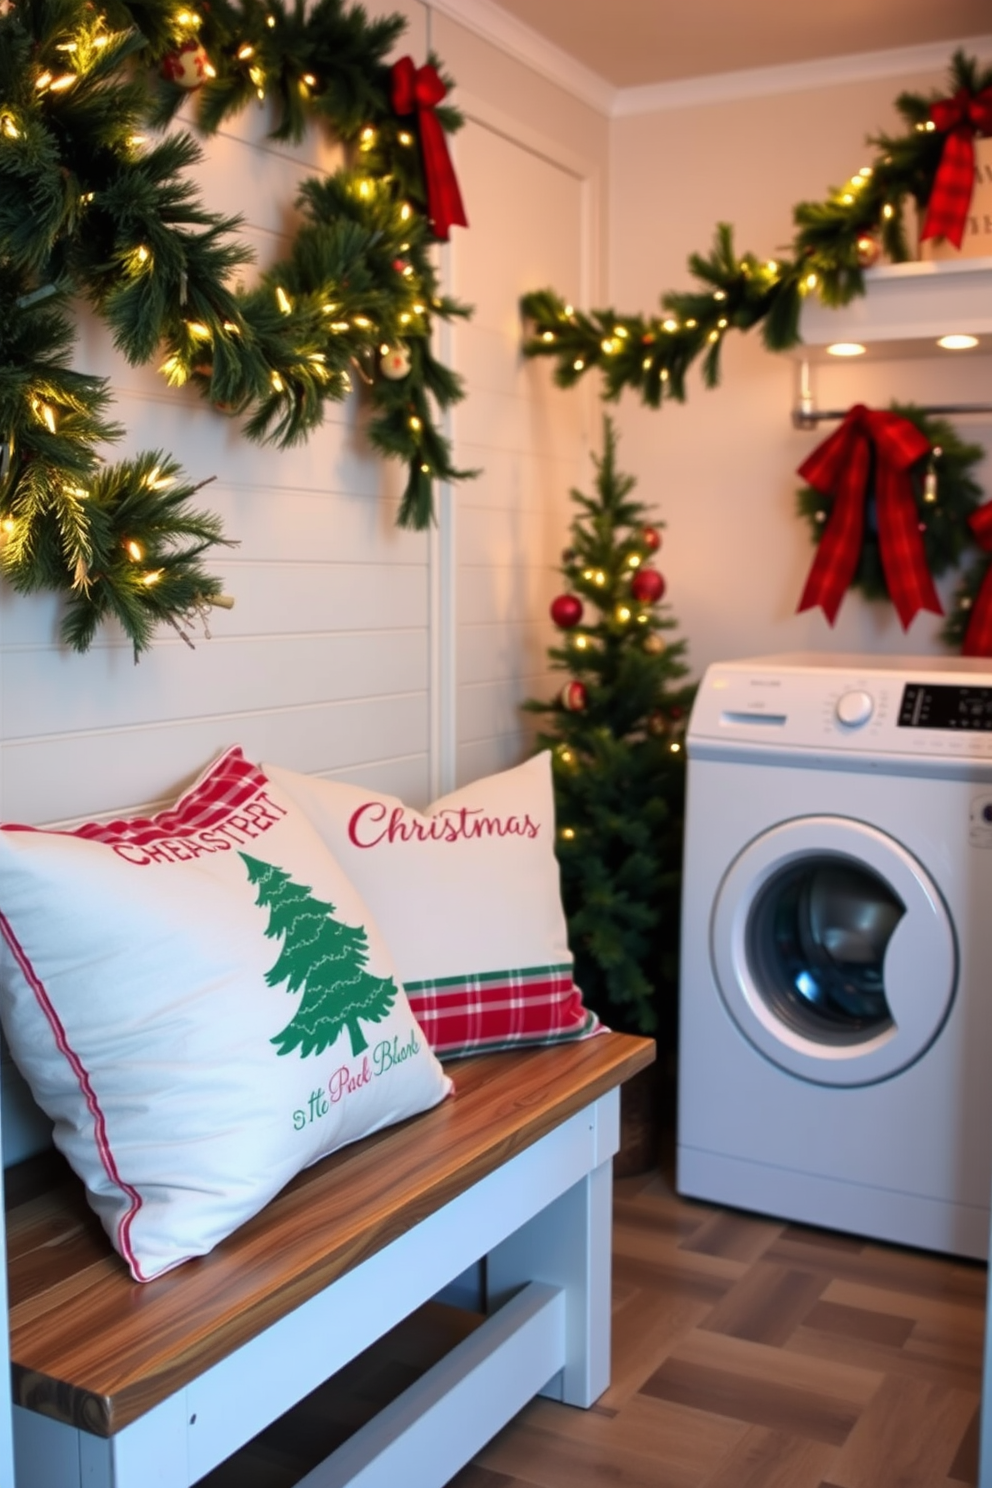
[200,1156,988,1488]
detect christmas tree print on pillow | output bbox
[241,852,397,1058]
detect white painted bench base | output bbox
[11,1088,618,1488]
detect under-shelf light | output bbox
[937,334,979,351]
[826,342,867,357]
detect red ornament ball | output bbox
[630,567,666,604]
[550,593,584,629]
[641,525,662,552]
[560,680,588,712]
[161,40,210,89]
[855,233,881,269]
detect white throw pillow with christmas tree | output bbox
[0,747,451,1281]
[263,753,600,1057]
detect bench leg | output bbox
[485,1157,613,1408]
[14,1395,191,1488]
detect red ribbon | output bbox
[391,57,468,242]
[962,505,992,656]
[920,86,992,249]
[797,405,941,630]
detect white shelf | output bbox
[797,256,992,362]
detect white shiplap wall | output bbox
[0,2,608,828]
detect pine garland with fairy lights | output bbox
[0,0,471,653]
[521,51,991,407]
[796,405,985,605]
[524,418,695,1043]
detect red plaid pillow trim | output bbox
[405,963,602,1058]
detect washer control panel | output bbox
[689,653,992,760]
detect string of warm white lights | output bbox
[521,50,990,407]
[0,0,470,654]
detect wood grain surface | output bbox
[6,1032,654,1436]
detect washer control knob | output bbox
[836,689,874,728]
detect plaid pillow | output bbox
[263,754,601,1057]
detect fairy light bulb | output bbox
[275,286,292,314]
[409,415,422,431]
[573,358,584,371]
[560,827,576,841]
[126,539,143,561]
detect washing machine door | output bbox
[711,816,957,1087]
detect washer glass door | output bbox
[711,816,957,1086]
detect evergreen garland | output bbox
[520,51,991,403]
[0,0,471,653]
[796,406,986,604]
[525,419,695,1041]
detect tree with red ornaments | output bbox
[525,418,694,1046]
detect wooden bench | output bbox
[4,1032,653,1488]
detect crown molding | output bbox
[426,0,617,115]
[613,33,992,116]
[429,2,991,123]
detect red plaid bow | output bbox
[961,505,992,656]
[919,86,992,249]
[797,405,941,630]
[391,57,468,242]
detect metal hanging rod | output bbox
[793,403,992,430]
[793,358,992,430]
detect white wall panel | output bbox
[445,113,595,785]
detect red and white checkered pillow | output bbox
[0,749,450,1280]
[263,754,601,1058]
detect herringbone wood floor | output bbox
[202,1156,987,1488]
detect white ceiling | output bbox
[486,0,992,89]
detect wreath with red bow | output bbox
[0,0,471,653]
[795,405,985,631]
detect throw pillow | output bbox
[0,748,451,1281]
[263,753,601,1057]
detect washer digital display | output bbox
[899,683,992,731]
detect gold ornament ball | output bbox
[643,632,666,655]
[855,233,881,268]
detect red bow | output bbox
[961,505,992,656]
[391,57,468,242]
[797,405,941,630]
[920,86,992,249]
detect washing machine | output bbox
[678,652,992,1259]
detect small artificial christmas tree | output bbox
[241,853,397,1058]
[525,418,695,1045]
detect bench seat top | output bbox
[6,1032,653,1437]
